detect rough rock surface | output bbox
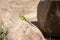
[0,0,46,40]
[3,19,45,40]
[0,12,46,40]
[0,0,40,21]
[0,0,40,30]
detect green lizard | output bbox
[19,15,33,26]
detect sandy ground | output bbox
[0,0,40,21]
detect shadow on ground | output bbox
[31,21,60,40]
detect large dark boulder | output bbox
[37,1,60,37]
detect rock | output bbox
[0,0,39,30]
[0,0,46,40]
[3,18,46,40]
[0,0,40,22]
[0,11,46,40]
[0,12,46,40]
[0,0,39,16]
[37,1,60,37]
